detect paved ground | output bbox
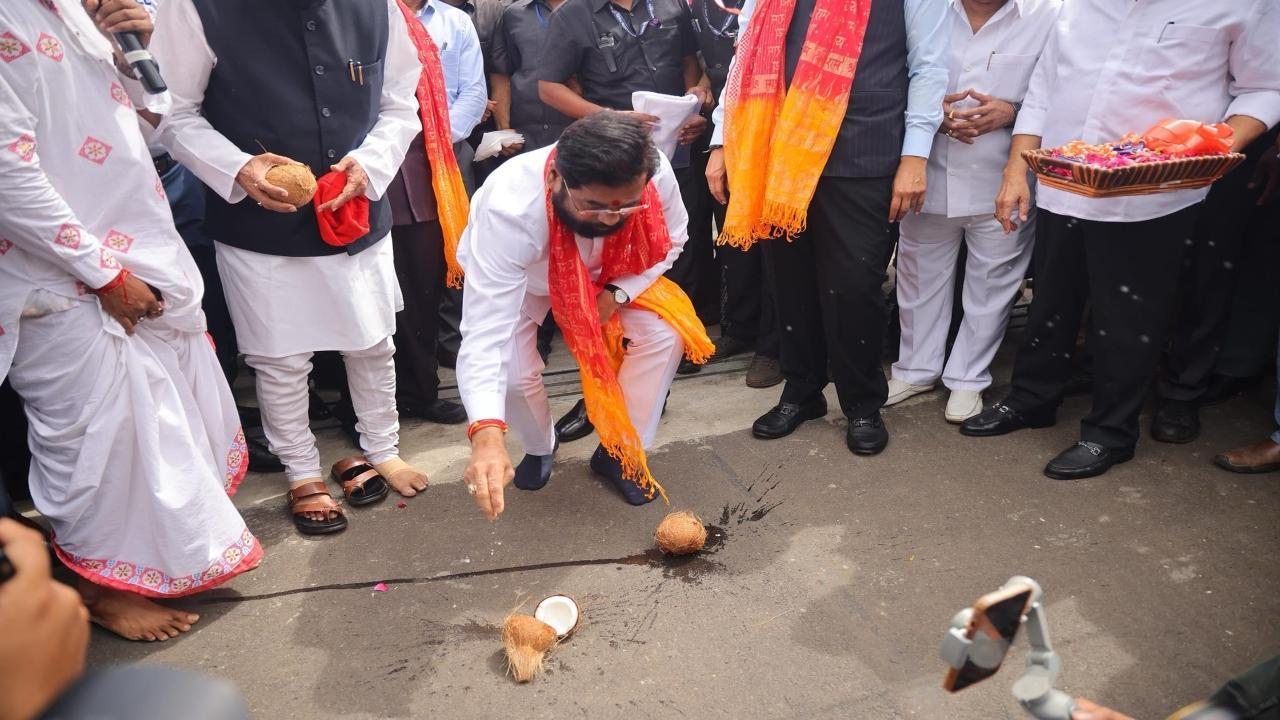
[85,338,1280,720]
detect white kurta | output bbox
[1014,0,1280,223]
[0,0,259,597]
[150,0,422,357]
[893,0,1056,393]
[456,145,688,450]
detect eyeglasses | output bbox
[563,185,649,219]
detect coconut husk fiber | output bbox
[501,614,557,683]
[655,511,707,556]
[265,163,317,207]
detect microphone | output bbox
[113,32,167,94]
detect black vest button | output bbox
[314,65,325,75]
[327,149,337,159]
[321,107,332,118]
[305,20,318,30]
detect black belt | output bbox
[152,152,177,176]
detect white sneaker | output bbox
[885,378,936,406]
[945,390,983,423]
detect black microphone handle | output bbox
[113,31,167,95]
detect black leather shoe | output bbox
[960,402,1056,437]
[712,336,754,361]
[247,435,285,473]
[555,399,593,443]
[676,358,702,375]
[1044,441,1134,480]
[403,398,468,425]
[846,413,888,455]
[752,397,828,439]
[1151,399,1200,444]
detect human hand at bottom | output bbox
[464,428,514,520]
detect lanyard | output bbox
[534,1,549,26]
[608,0,658,39]
[700,0,739,38]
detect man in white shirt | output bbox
[962,0,1280,480]
[152,0,429,534]
[885,0,1059,424]
[458,113,693,519]
[0,0,259,640]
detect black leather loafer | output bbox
[247,435,285,474]
[960,402,1056,437]
[1043,441,1134,480]
[1151,399,1199,444]
[402,398,468,425]
[555,399,594,443]
[846,413,888,455]
[752,397,828,439]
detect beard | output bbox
[551,186,629,238]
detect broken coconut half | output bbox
[501,614,557,683]
[534,594,580,640]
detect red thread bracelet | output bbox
[467,419,508,442]
[91,269,132,301]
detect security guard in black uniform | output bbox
[491,0,576,151]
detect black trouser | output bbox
[667,158,720,323]
[1215,217,1280,379]
[766,175,895,420]
[1006,206,1199,449]
[714,200,780,356]
[1158,131,1274,402]
[391,219,446,408]
[437,140,476,356]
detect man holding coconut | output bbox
[152,0,432,534]
[458,112,713,519]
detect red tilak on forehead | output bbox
[610,200,622,207]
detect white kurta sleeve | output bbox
[0,71,120,289]
[455,205,542,424]
[347,0,424,201]
[151,0,252,204]
[1223,0,1280,129]
[609,153,688,303]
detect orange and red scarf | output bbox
[544,153,714,501]
[396,0,471,287]
[718,0,871,249]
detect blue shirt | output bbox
[417,0,489,142]
[710,0,949,159]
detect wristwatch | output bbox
[604,284,630,304]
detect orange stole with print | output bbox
[719,0,872,249]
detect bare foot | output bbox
[374,457,428,497]
[77,579,200,642]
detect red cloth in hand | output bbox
[1141,118,1235,157]
[313,170,370,247]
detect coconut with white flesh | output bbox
[534,594,580,639]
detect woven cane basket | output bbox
[1022,149,1246,198]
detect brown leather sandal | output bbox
[288,481,348,535]
[330,456,390,507]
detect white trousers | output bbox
[8,302,258,597]
[245,337,400,483]
[508,306,684,456]
[893,211,1035,391]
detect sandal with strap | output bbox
[288,481,348,535]
[330,456,390,507]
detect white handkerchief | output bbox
[631,91,701,160]
[474,130,526,162]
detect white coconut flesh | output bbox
[534,595,579,638]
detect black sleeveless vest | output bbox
[784,0,909,178]
[192,0,393,256]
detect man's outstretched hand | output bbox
[465,427,514,521]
